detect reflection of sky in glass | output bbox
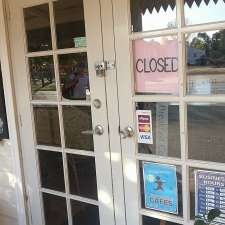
[144,36,176,43]
[185,0,225,25]
[142,7,176,31]
[141,0,225,32]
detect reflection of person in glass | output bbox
[63,62,89,100]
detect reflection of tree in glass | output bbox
[29,56,55,92]
[189,30,225,67]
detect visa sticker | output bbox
[136,110,153,144]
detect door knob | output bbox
[81,125,104,136]
[119,126,134,139]
[94,125,104,135]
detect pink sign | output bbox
[133,37,179,95]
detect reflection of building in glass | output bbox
[187,47,206,65]
[131,0,225,32]
[133,0,224,14]
[187,29,225,95]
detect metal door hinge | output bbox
[95,60,116,77]
[106,61,116,70]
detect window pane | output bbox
[67,154,98,200]
[133,36,179,95]
[63,106,93,150]
[58,53,89,100]
[140,162,183,217]
[28,56,57,100]
[189,168,196,220]
[136,103,180,158]
[71,200,100,225]
[189,168,225,221]
[33,106,61,147]
[130,0,176,32]
[24,4,52,52]
[188,103,225,163]
[143,216,182,225]
[0,62,9,139]
[186,30,225,95]
[39,150,65,192]
[184,0,225,26]
[54,0,86,49]
[42,193,68,225]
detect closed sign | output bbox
[133,37,179,95]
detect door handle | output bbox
[119,126,134,139]
[81,125,104,136]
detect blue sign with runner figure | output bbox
[143,162,178,214]
[195,170,225,225]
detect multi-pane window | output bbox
[23,1,99,224]
[130,0,225,224]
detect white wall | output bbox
[0,1,28,225]
[0,140,18,225]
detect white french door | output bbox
[113,0,225,225]
[8,0,117,225]
[8,0,225,225]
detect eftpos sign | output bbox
[0,67,9,140]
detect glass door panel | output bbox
[24,4,52,52]
[9,1,115,225]
[53,0,86,49]
[28,56,57,100]
[58,53,89,100]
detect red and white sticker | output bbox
[136,110,153,144]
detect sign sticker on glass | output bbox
[143,162,178,214]
[136,110,153,144]
[133,36,179,95]
[195,170,225,225]
[74,37,87,48]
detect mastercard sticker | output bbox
[139,124,151,132]
[136,110,153,144]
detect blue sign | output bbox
[143,162,178,214]
[196,170,225,225]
